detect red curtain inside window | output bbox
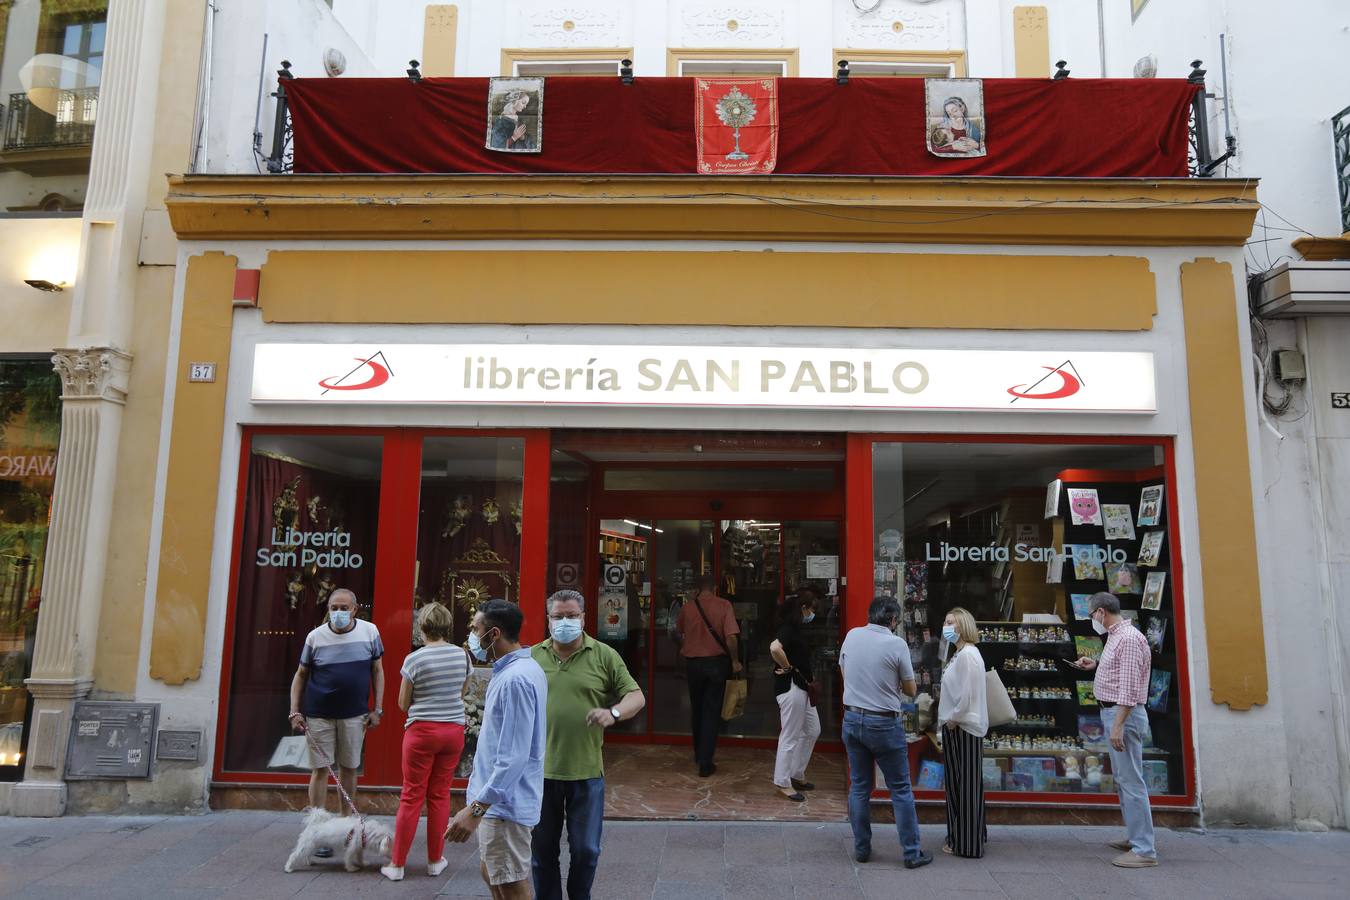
[286,77,1198,178]
[223,452,380,773]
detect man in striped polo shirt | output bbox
[289,588,386,818]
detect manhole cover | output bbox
[14,835,51,847]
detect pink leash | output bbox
[298,721,368,848]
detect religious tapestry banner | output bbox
[695,78,778,174]
[925,77,987,159]
[486,76,543,153]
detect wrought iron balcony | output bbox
[2,87,98,153]
[1334,103,1350,233]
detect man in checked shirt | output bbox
[1075,591,1158,868]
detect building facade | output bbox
[0,0,1345,830]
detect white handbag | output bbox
[985,668,1017,727]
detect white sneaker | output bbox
[380,864,405,881]
[427,858,449,877]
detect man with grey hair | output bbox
[529,589,645,900]
[1076,591,1157,868]
[289,588,385,824]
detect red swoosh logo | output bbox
[319,358,390,391]
[1007,367,1081,401]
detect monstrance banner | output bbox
[695,78,778,174]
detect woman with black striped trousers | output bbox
[937,607,988,858]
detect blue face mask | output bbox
[468,628,497,662]
[801,612,816,625]
[329,609,352,630]
[942,625,960,644]
[550,617,584,644]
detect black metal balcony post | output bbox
[266,60,294,174]
[1188,61,1213,177]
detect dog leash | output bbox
[297,721,369,848]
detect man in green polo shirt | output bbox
[530,589,644,900]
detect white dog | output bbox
[284,808,394,873]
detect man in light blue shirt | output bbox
[447,599,547,899]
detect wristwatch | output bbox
[469,801,490,818]
[609,707,622,724]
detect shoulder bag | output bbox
[985,666,1017,728]
[693,595,746,721]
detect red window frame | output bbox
[212,425,551,789]
[847,433,1196,809]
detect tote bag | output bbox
[985,668,1017,728]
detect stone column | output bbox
[10,348,131,818]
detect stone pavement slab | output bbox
[0,811,1348,899]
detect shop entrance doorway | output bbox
[549,430,848,753]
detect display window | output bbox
[0,358,61,779]
[869,437,1192,805]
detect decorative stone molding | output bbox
[837,0,951,50]
[681,3,785,46]
[514,3,625,47]
[52,348,132,403]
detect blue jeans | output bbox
[842,710,922,860]
[531,777,605,900]
[1101,705,1156,858]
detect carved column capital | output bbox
[51,347,132,403]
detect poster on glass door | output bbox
[599,563,629,641]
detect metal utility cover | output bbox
[155,729,202,762]
[65,701,159,779]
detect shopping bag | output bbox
[721,676,747,721]
[985,668,1017,727]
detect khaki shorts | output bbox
[306,715,367,770]
[477,817,531,885]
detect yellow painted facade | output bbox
[1181,259,1269,710]
[257,249,1158,330]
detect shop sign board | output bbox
[252,344,1157,414]
[599,563,628,641]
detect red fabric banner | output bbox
[695,78,779,175]
[285,77,1198,178]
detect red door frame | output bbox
[853,433,1196,810]
[213,425,549,789]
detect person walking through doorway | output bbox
[1075,591,1158,869]
[769,589,821,802]
[288,587,385,860]
[838,595,932,869]
[937,606,988,858]
[530,589,645,900]
[676,573,742,777]
[446,599,549,899]
[381,602,469,881]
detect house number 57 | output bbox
[1331,393,1350,408]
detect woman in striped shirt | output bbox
[382,602,469,881]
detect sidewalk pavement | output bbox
[1,810,1347,899]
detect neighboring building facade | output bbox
[0,0,1344,832]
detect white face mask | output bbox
[1092,615,1107,636]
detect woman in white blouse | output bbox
[937,607,988,858]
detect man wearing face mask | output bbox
[528,590,644,900]
[447,599,548,900]
[1075,591,1157,869]
[289,588,385,821]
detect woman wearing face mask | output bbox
[936,606,988,858]
[382,602,469,881]
[769,589,822,801]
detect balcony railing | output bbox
[2,87,99,153]
[1334,103,1350,233]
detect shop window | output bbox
[0,358,60,777]
[872,440,1186,798]
[221,434,383,774]
[0,0,108,212]
[603,467,834,492]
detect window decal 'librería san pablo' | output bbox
[250,344,1157,413]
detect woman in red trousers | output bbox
[381,602,469,880]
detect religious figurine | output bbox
[286,570,306,609]
[1084,755,1103,788]
[443,496,472,538]
[482,498,501,525]
[509,499,523,535]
